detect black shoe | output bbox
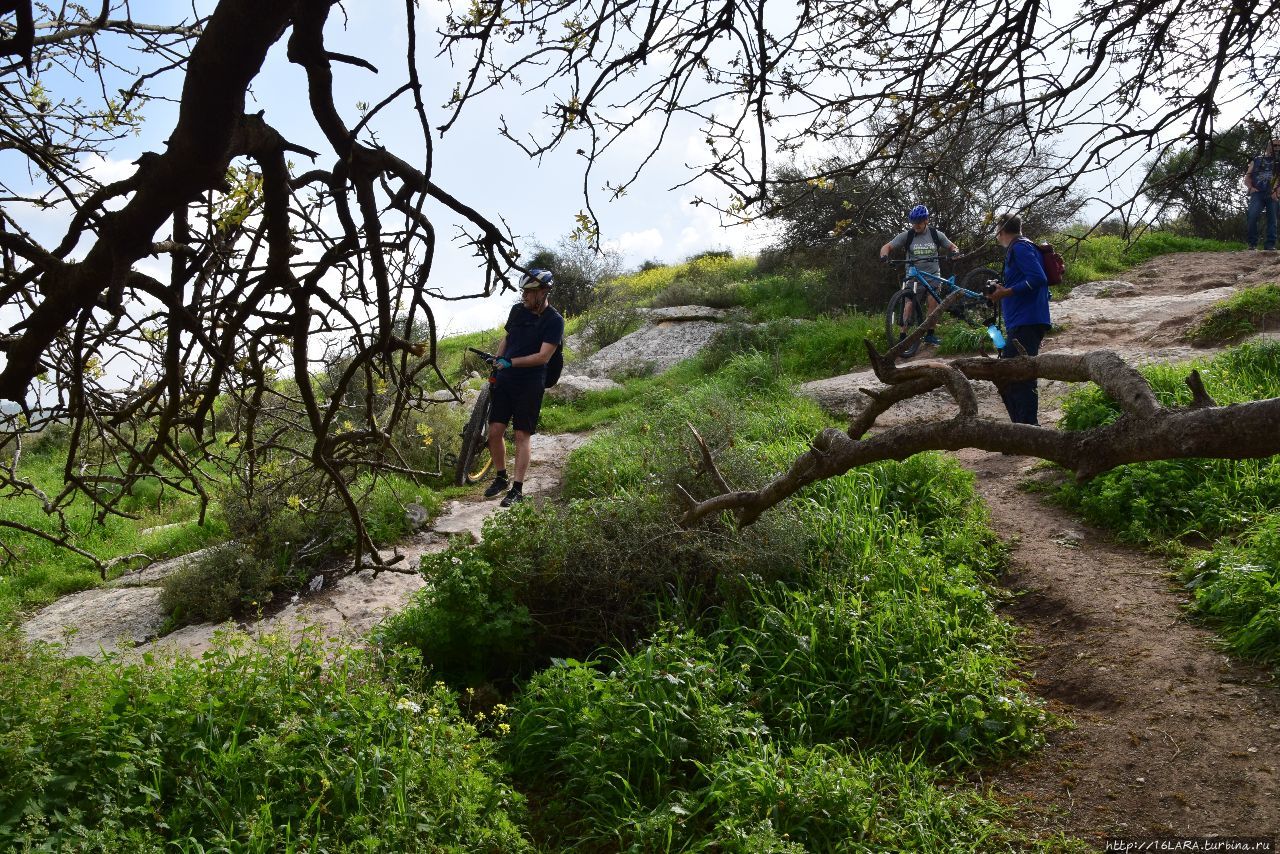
[483,475,509,498]
[499,486,524,507]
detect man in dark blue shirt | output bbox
[988,215,1051,426]
[483,269,565,506]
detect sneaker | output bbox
[923,332,942,346]
[483,475,509,498]
[1248,245,1259,251]
[499,486,524,507]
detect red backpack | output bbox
[1037,242,1065,285]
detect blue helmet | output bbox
[520,268,554,290]
[908,204,929,222]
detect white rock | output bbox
[547,375,623,401]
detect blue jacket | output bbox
[1001,238,1051,330]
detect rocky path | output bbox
[802,249,1280,846]
[22,432,589,658]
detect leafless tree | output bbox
[1,0,1279,575]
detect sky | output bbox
[0,1,775,341]
[0,0,1264,366]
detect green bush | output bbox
[1188,283,1280,345]
[506,627,1035,852]
[1058,343,1280,543]
[161,471,430,626]
[1181,515,1280,663]
[375,546,534,686]
[0,630,528,851]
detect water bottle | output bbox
[987,325,1006,349]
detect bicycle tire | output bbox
[946,267,993,325]
[454,384,494,486]
[885,289,925,357]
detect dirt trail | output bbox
[964,451,1280,845]
[957,251,1280,845]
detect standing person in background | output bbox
[987,215,1051,426]
[483,269,564,507]
[880,204,960,346]
[1244,137,1280,251]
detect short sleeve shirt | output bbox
[888,227,952,276]
[500,303,564,386]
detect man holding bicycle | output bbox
[483,269,564,507]
[880,204,960,346]
[988,215,1051,426]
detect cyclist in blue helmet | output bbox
[879,205,959,346]
[483,268,565,506]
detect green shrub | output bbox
[161,471,430,626]
[375,547,533,685]
[0,630,528,851]
[505,628,1035,852]
[1181,515,1280,663]
[1058,343,1280,543]
[1188,283,1280,345]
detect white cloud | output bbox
[604,228,664,258]
[82,154,136,186]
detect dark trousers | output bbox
[1247,191,1277,249]
[998,324,1048,425]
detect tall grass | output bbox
[0,630,528,851]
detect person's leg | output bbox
[998,325,1046,425]
[512,430,533,482]
[1266,196,1278,250]
[486,421,507,469]
[1247,192,1263,248]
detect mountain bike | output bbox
[453,347,504,486]
[884,255,1005,358]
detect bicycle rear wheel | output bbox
[454,384,494,486]
[885,289,925,357]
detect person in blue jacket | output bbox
[988,215,1051,425]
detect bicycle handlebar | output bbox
[467,347,498,365]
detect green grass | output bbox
[1187,283,1280,345]
[1057,342,1280,663]
[0,630,528,851]
[0,445,228,625]
[381,352,1050,850]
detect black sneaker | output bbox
[499,486,524,507]
[483,475,509,499]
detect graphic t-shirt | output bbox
[888,227,952,276]
[1252,155,1276,193]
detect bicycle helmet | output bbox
[908,204,929,222]
[519,268,554,290]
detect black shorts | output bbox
[488,379,545,434]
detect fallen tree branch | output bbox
[678,342,1280,528]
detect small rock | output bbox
[404,502,430,531]
[547,375,623,401]
[308,575,324,594]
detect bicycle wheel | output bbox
[454,384,494,486]
[954,266,1002,327]
[885,289,925,357]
